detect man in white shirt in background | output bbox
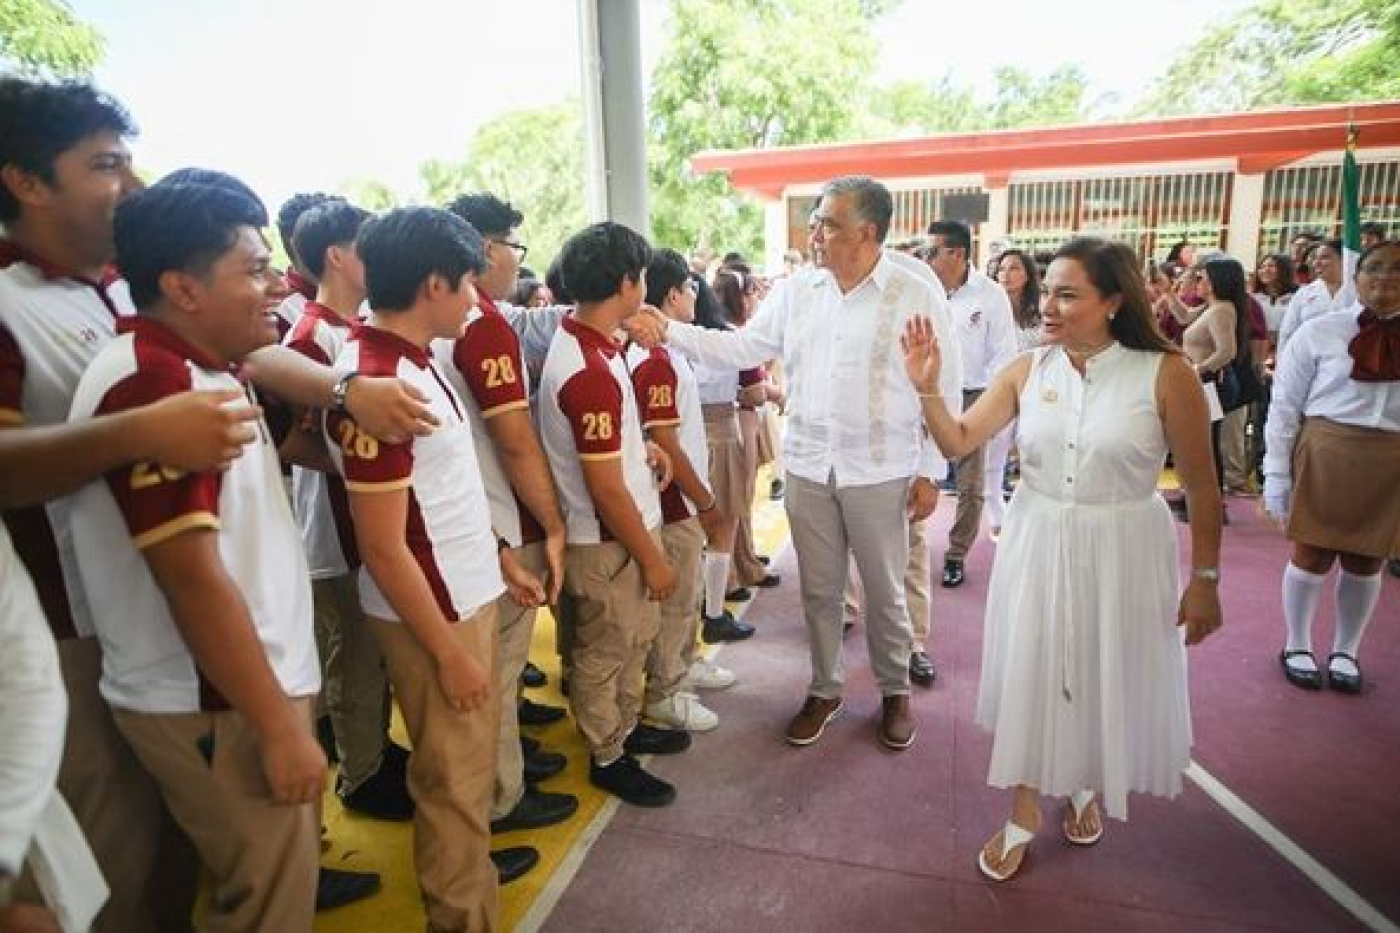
[925,219,1017,589]
[626,176,961,752]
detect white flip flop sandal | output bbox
[1064,790,1103,846]
[977,821,1034,882]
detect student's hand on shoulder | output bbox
[646,440,673,488]
[261,723,327,806]
[642,556,677,602]
[137,388,259,472]
[622,306,669,348]
[347,377,439,444]
[435,644,490,713]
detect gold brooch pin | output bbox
[1042,388,1059,404]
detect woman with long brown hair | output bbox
[902,237,1222,882]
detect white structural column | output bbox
[764,200,788,274]
[577,0,649,235]
[982,182,1011,269]
[1227,171,1266,264]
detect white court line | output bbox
[517,534,790,931]
[1186,761,1399,933]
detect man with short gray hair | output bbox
[627,176,961,751]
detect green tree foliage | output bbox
[648,0,881,256]
[420,101,586,274]
[865,66,1100,136]
[336,178,403,213]
[0,0,103,77]
[1136,0,1400,115]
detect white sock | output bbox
[703,552,731,619]
[1332,570,1382,674]
[1282,562,1327,672]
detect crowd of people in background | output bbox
[2,75,1397,931]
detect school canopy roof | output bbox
[688,101,1400,199]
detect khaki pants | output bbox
[46,638,197,933]
[646,519,704,705]
[565,538,661,763]
[730,407,768,587]
[947,388,987,561]
[371,608,500,933]
[113,697,319,933]
[787,472,913,697]
[312,573,390,792]
[1220,404,1252,490]
[842,515,932,649]
[492,543,544,820]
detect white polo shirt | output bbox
[283,301,360,578]
[538,314,661,544]
[627,342,710,523]
[326,325,503,623]
[432,293,545,549]
[945,265,1017,390]
[0,241,133,640]
[66,317,319,713]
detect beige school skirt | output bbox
[1287,417,1400,558]
[703,404,746,519]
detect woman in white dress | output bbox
[901,238,1223,882]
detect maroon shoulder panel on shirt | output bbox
[631,348,682,427]
[557,361,625,458]
[456,310,528,415]
[95,365,223,545]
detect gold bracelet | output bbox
[917,391,942,399]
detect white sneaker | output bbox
[685,658,737,691]
[645,692,719,732]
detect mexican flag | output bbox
[1341,124,1361,284]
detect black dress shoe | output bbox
[492,786,579,834]
[909,650,936,687]
[520,734,541,757]
[382,741,410,775]
[725,587,753,602]
[941,560,965,588]
[521,661,547,689]
[701,611,755,644]
[1280,649,1323,690]
[1326,652,1363,694]
[623,723,691,755]
[315,867,382,912]
[519,698,567,726]
[754,573,781,588]
[1388,558,1400,579]
[589,754,676,807]
[523,747,568,784]
[338,759,414,821]
[491,846,539,884]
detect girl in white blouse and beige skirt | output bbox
[1266,240,1400,695]
[902,238,1223,883]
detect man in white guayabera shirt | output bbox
[625,175,961,753]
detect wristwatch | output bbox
[331,372,360,413]
[1193,567,1221,583]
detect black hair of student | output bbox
[545,257,571,304]
[1356,239,1399,270]
[356,206,485,312]
[712,269,749,326]
[692,275,729,331]
[446,192,523,237]
[1255,252,1297,299]
[721,250,746,266]
[645,248,691,307]
[1052,238,1179,355]
[519,265,537,281]
[513,278,544,306]
[1165,239,1192,265]
[292,201,371,280]
[0,78,137,223]
[159,167,260,207]
[558,222,651,304]
[115,181,268,311]
[927,219,972,256]
[994,248,1042,329]
[1360,221,1387,238]
[276,192,342,261]
[1203,256,1254,367]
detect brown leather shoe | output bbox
[785,695,844,746]
[880,695,916,750]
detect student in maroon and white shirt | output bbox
[282,199,414,821]
[438,192,576,842]
[327,206,545,930]
[538,222,690,809]
[67,179,324,932]
[273,191,342,338]
[628,248,739,733]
